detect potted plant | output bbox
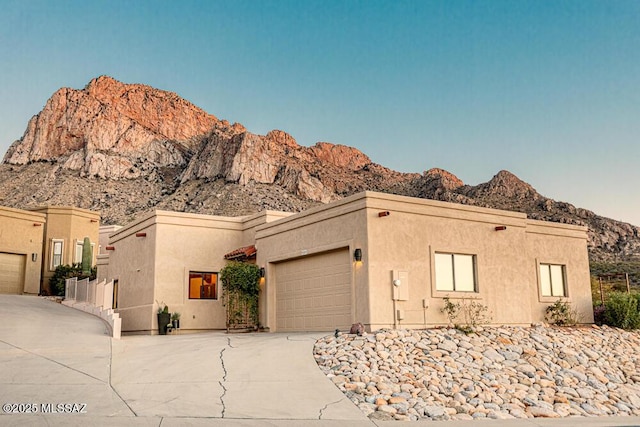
[171,312,181,329]
[156,301,171,335]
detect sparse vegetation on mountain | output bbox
[1,76,638,263]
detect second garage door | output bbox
[0,253,25,294]
[275,248,352,332]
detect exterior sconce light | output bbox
[259,267,265,278]
[354,248,363,262]
[33,223,42,227]
[31,253,38,262]
[136,232,147,237]
[495,226,507,231]
[378,211,390,217]
[106,246,115,251]
[90,219,98,223]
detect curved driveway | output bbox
[0,295,366,426]
[2,295,639,427]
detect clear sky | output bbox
[1,0,638,226]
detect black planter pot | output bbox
[157,312,171,335]
[172,319,180,329]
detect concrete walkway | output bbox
[1,295,639,426]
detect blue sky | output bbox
[1,0,639,226]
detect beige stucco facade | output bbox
[30,206,100,294]
[100,191,593,334]
[255,192,593,331]
[101,210,291,334]
[0,206,46,294]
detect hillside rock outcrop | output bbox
[3,76,219,179]
[1,76,639,261]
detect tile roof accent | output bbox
[224,245,257,260]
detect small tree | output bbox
[220,261,261,331]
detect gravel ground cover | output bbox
[314,325,640,421]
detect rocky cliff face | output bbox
[2,76,639,261]
[4,76,220,179]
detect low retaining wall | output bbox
[63,277,121,339]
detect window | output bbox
[539,264,566,297]
[435,253,477,292]
[74,241,95,264]
[51,239,64,270]
[189,272,218,299]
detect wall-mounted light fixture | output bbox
[135,232,147,237]
[31,253,38,262]
[354,248,363,262]
[33,223,42,227]
[494,226,507,231]
[378,211,390,217]
[259,267,265,278]
[90,219,98,223]
[106,246,115,251]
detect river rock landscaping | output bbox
[313,325,640,421]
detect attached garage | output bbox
[0,253,26,294]
[274,248,353,332]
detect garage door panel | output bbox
[275,248,352,332]
[0,253,25,294]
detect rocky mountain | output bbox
[1,76,638,262]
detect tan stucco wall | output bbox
[256,192,592,331]
[30,206,100,294]
[99,225,122,254]
[101,192,592,334]
[256,197,369,331]
[105,210,283,334]
[0,206,46,294]
[525,220,593,323]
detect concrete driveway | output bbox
[0,295,367,426]
[2,295,640,427]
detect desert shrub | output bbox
[545,299,579,326]
[49,263,97,296]
[441,297,492,333]
[603,292,640,330]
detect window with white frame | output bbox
[539,263,566,297]
[435,253,477,292]
[51,239,64,270]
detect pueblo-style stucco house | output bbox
[98,191,594,335]
[0,205,100,295]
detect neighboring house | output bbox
[28,206,100,295]
[0,205,100,295]
[100,191,594,335]
[99,225,122,255]
[0,206,46,294]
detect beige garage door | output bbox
[0,253,25,294]
[275,248,352,332]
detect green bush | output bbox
[49,263,97,296]
[603,292,640,330]
[545,299,578,326]
[220,261,261,329]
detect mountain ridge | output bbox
[1,76,638,262]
